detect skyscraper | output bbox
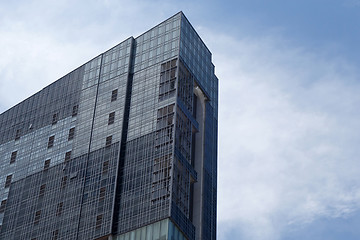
[0,12,218,240]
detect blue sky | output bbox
[1,1,360,239]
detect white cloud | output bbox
[200,29,360,239]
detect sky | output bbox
[1,0,360,239]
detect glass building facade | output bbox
[0,12,218,240]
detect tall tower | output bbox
[0,12,218,240]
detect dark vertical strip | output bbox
[75,55,103,239]
[189,95,197,223]
[111,38,136,234]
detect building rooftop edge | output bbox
[0,11,215,116]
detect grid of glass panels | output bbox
[133,13,180,74]
[124,65,159,142]
[113,218,187,240]
[179,14,218,115]
[0,153,88,239]
[0,142,119,240]
[100,38,133,83]
[89,73,128,152]
[0,66,84,230]
[116,132,171,234]
[179,14,218,240]
[116,57,179,236]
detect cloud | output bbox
[200,29,360,239]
